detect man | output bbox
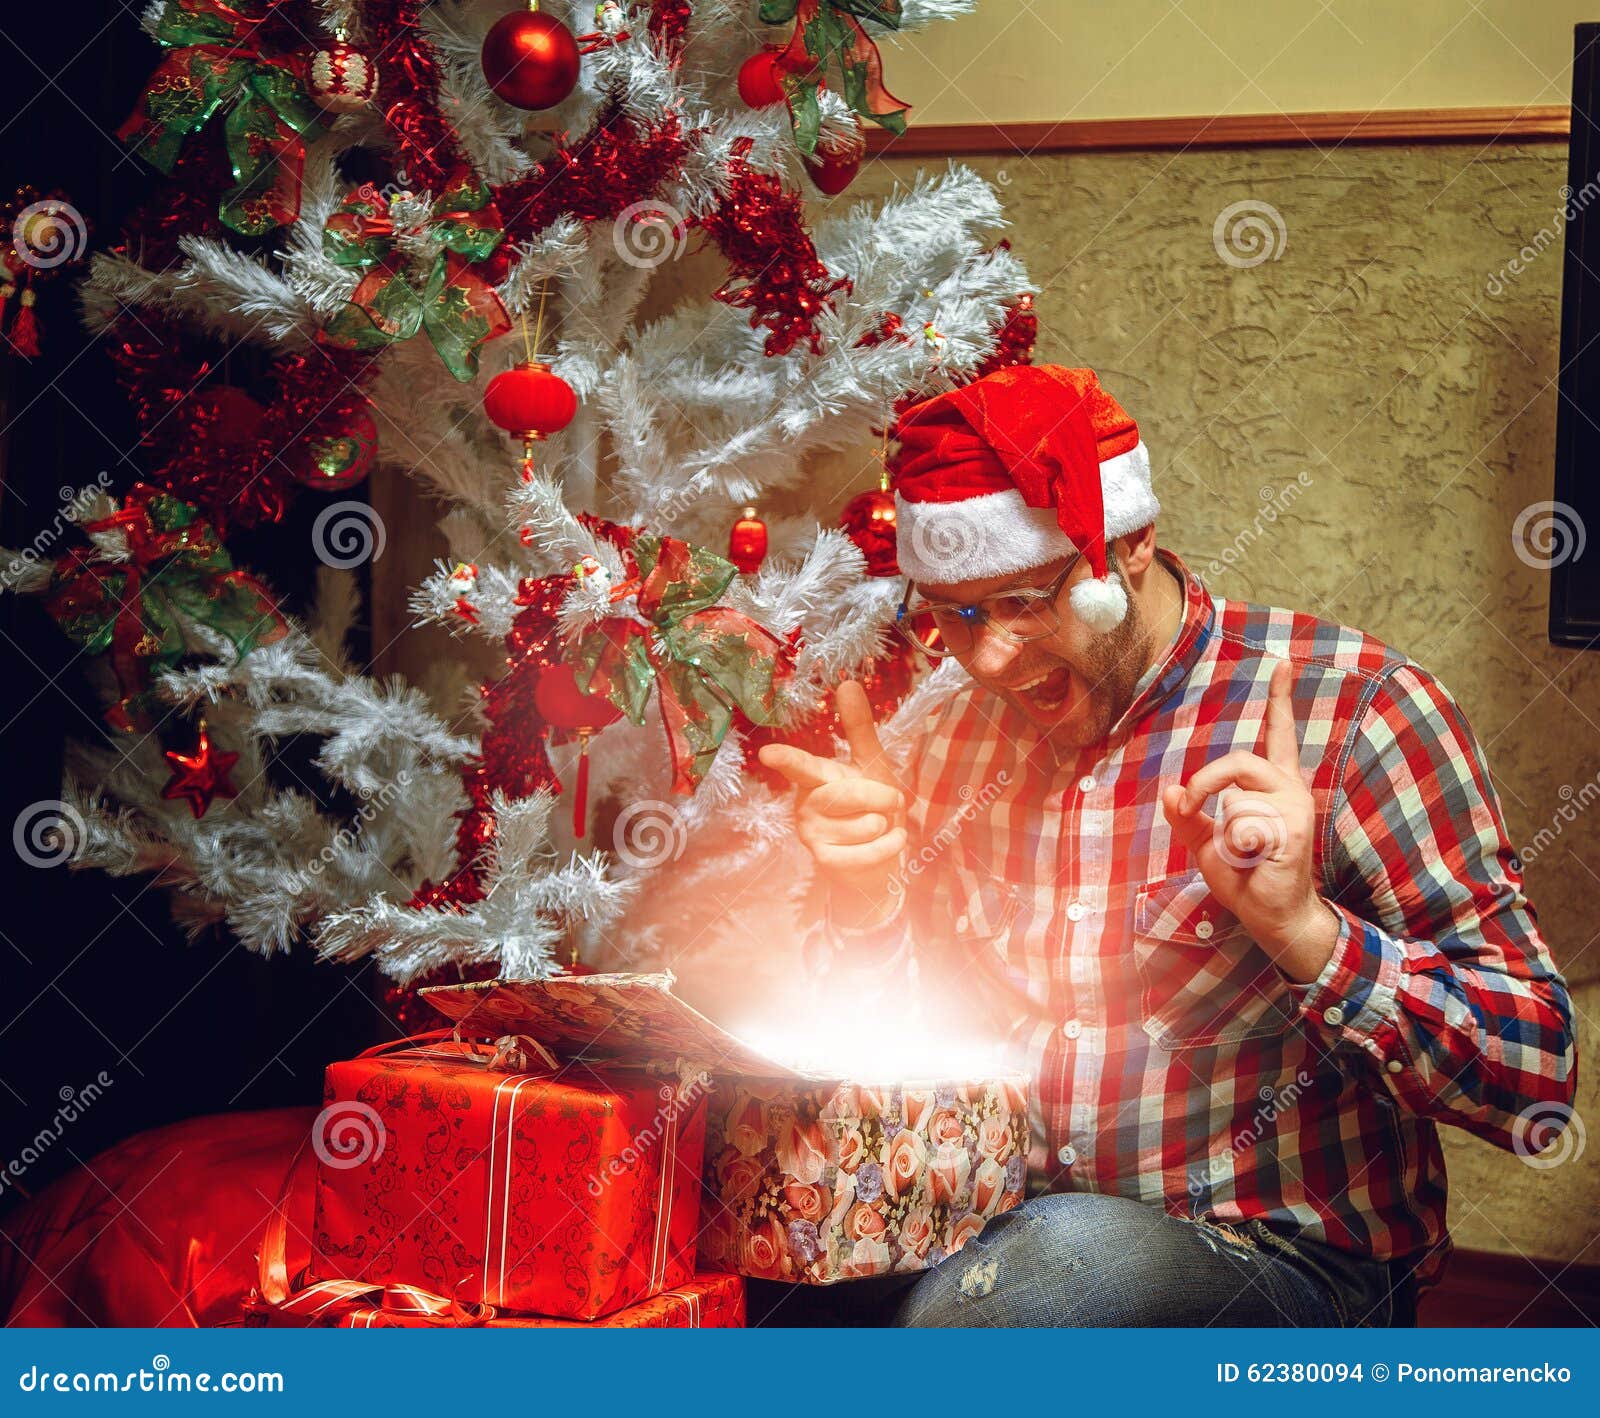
[757,364,1575,1327]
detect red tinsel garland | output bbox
[647,0,693,65]
[697,139,851,357]
[495,104,690,246]
[108,317,378,530]
[366,0,468,190]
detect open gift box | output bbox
[421,972,1032,1286]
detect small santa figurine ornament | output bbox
[889,365,1158,633]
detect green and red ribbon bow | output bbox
[116,0,324,236]
[320,175,513,382]
[570,535,795,794]
[763,0,910,155]
[43,485,286,733]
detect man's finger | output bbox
[1263,659,1301,773]
[1161,784,1215,855]
[1178,751,1282,811]
[809,777,903,819]
[836,679,893,784]
[757,742,846,790]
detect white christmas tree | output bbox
[6,0,1033,987]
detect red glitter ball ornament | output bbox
[839,486,899,577]
[307,40,380,113]
[481,7,581,110]
[483,360,577,439]
[737,49,785,107]
[728,506,768,574]
[286,404,378,489]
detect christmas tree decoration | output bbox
[447,562,480,625]
[161,720,241,819]
[698,141,852,357]
[483,360,578,474]
[43,486,286,733]
[481,3,582,111]
[736,47,786,108]
[801,126,865,195]
[765,0,910,157]
[727,506,768,574]
[320,177,512,381]
[363,1,468,190]
[571,535,795,794]
[839,485,899,577]
[534,662,622,837]
[285,404,379,490]
[576,1,631,55]
[306,38,379,114]
[3,187,90,357]
[116,0,325,235]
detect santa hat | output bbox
[891,365,1158,632]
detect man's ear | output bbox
[1114,524,1158,578]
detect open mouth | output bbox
[1009,664,1073,714]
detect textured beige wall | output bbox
[886,0,1587,124]
[828,139,1599,1264]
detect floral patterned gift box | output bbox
[700,1077,1029,1284]
[421,973,1031,1287]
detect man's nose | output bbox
[964,624,1021,679]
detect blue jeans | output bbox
[747,1193,1412,1327]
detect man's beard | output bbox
[1056,598,1152,747]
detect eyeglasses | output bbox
[895,558,1079,659]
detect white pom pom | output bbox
[1069,574,1128,632]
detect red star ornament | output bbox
[161,724,240,819]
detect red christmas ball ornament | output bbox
[728,505,768,574]
[840,486,899,577]
[481,5,581,111]
[286,404,378,489]
[737,48,785,108]
[307,40,380,113]
[483,360,577,440]
[803,134,864,196]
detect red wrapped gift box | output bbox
[308,1034,707,1322]
[335,1272,745,1329]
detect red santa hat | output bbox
[890,364,1158,631]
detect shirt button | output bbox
[1065,901,1086,922]
[1194,918,1214,940]
[1062,1018,1083,1040]
[1385,1059,1403,1075]
[1056,1144,1077,1167]
[955,914,970,933]
[1323,1005,1345,1027]
[1077,774,1096,793]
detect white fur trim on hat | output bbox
[895,439,1159,585]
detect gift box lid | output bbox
[420,972,808,1080]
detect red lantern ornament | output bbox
[307,40,380,113]
[482,359,578,476]
[840,485,899,577]
[535,662,622,838]
[737,48,785,108]
[728,506,768,575]
[161,721,240,819]
[481,4,582,111]
[803,130,864,196]
[286,404,378,490]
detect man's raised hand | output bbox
[758,680,907,925]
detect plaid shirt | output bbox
[828,550,1575,1274]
